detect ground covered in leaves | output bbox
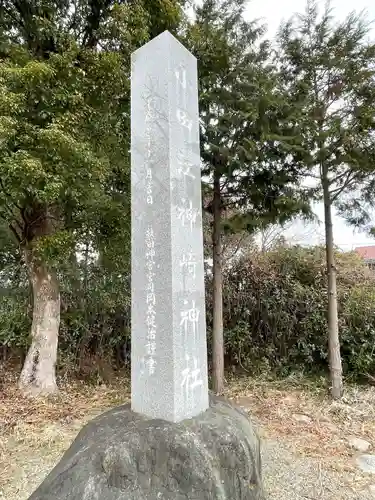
[1,371,375,499]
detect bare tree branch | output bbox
[330,171,361,202]
[9,223,21,243]
[222,232,248,263]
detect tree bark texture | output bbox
[322,169,343,399]
[212,173,225,395]
[19,247,60,395]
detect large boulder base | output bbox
[29,394,263,500]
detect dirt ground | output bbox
[1,372,375,499]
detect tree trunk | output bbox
[212,173,225,394]
[322,170,343,399]
[19,248,60,395]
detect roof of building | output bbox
[354,245,375,260]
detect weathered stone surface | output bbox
[28,395,263,500]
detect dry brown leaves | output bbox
[1,370,375,496]
[228,374,375,482]
[0,371,129,436]
[0,369,130,494]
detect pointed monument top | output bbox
[132,30,196,60]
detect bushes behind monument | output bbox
[1,245,375,381]
[205,246,375,381]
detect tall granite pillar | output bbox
[131,31,209,422]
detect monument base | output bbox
[28,394,264,500]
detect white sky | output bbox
[243,0,375,250]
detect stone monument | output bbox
[27,32,263,500]
[131,29,208,423]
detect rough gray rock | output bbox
[357,455,375,474]
[292,414,312,425]
[347,436,371,453]
[28,394,263,500]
